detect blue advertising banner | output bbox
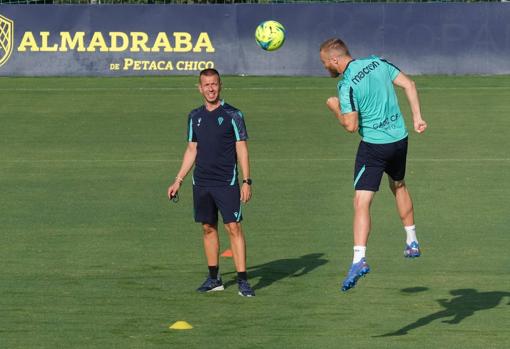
[0,4,509,76]
[0,5,233,76]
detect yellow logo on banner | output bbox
[16,31,215,53]
[0,13,216,72]
[0,14,14,68]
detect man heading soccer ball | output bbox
[319,38,427,291]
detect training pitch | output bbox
[0,75,509,348]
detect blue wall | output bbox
[0,4,509,76]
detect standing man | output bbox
[167,68,255,297]
[319,38,428,291]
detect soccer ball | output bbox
[255,20,286,51]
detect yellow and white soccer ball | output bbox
[255,20,286,52]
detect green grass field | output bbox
[1,75,509,348]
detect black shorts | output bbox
[354,137,408,192]
[193,185,242,225]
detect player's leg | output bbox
[197,222,224,292]
[215,186,255,297]
[388,178,414,227]
[386,137,420,258]
[389,178,420,257]
[342,141,384,291]
[224,222,246,273]
[202,223,220,273]
[193,186,224,292]
[224,222,254,297]
[341,190,374,291]
[353,190,375,247]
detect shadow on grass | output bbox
[401,286,429,293]
[223,253,328,290]
[376,288,510,337]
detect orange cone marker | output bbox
[221,248,233,257]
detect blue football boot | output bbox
[404,241,421,258]
[341,258,371,292]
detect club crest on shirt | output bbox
[217,116,224,126]
[197,117,202,127]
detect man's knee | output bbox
[225,222,243,237]
[389,178,406,191]
[353,190,374,210]
[202,223,218,235]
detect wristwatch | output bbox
[242,178,252,185]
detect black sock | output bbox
[237,271,247,281]
[208,266,219,279]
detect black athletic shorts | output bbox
[193,185,242,225]
[353,137,408,192]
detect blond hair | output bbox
[319,38,350,56]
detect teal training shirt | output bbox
[338,55,408,144]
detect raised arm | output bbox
[393,72,427,134]
[326,96,359,133]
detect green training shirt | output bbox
[338,55,408,144]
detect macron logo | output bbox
[351,60,380,85]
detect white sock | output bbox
[352,246,366,264]
[405,225,418,245]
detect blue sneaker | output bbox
[237,279,255,297]
[196,277,224,293]
[341,258,370,292]
[404,241,421,258]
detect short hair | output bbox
[199,68,221,82]
[320,38,350,56]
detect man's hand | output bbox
[240,183,252,204]
[326,96,358,133]
[326,96,341,116]
[414,119,428,134]
[167,181,181,200]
